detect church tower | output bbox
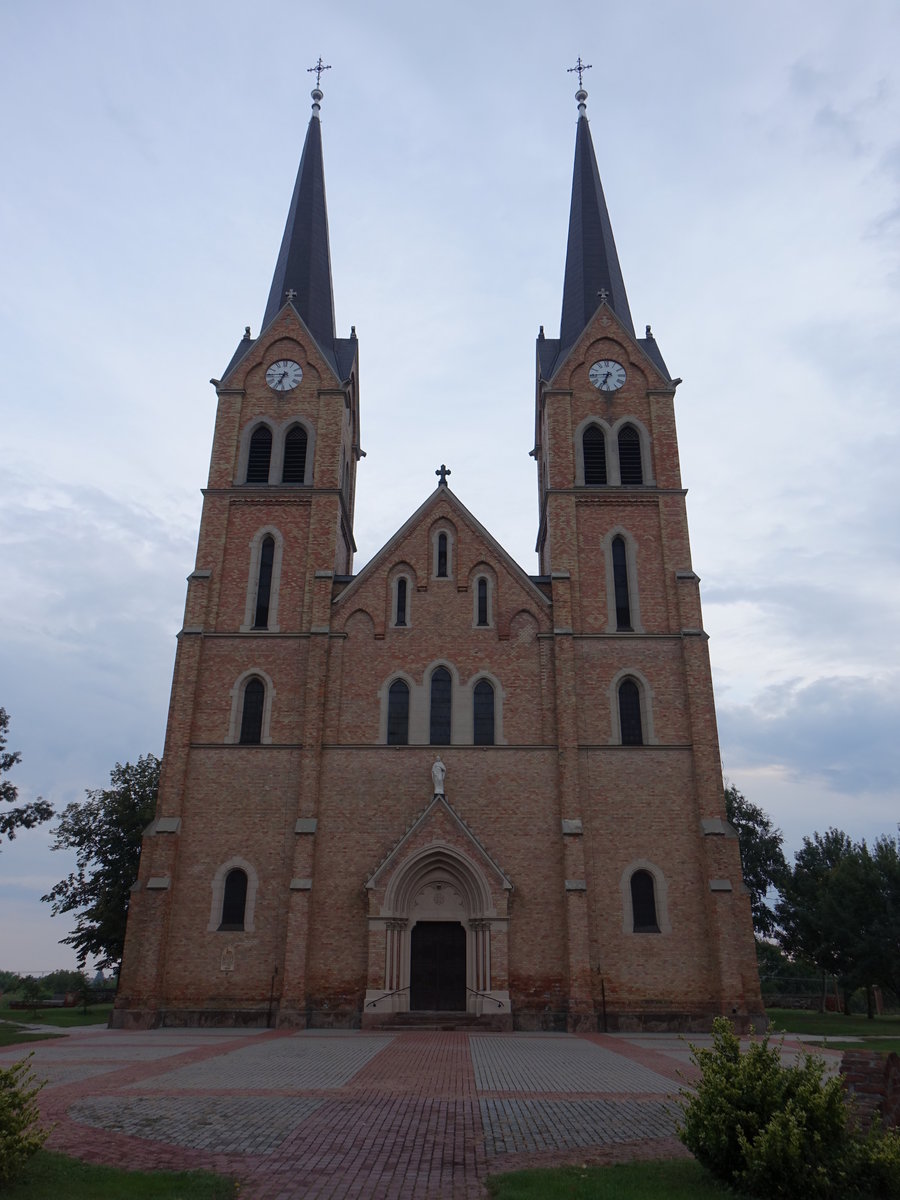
[114,75,762,1032]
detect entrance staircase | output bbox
[366,1010,509,1032]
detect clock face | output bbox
[265,359,303,391]
[589,360,626,391]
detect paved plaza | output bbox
[0,1024,838,1199]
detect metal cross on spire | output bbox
[567,56,592,87]
[436,464,451,487]
[307,57,332,87]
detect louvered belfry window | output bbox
[631,870,659,932]
[282,425,308,483]
[239,678,265,744]
[612,536,631,630]
[618,425,643,485]
[430,667,452,745]
[254,536,275,628]
[618,679,643,745]
[387,679,410,745]
[395,578,408,626]
[220,868,248,930]
[473,679,495,745]
[583,425,607,485]
[246,426,272,483]
[437,533,448,578]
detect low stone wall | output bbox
[841,1050,900,1130]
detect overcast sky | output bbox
[2,0,899,974]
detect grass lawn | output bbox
[12,1005,113,1028]
[766,1008,900,1040]
[486,1160,729,1198]
[4,1150,236,1199]
[0,1022,63,1048]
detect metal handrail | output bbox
[365,987,409,1009]
[466,987,504,1010]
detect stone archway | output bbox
[363,832,511,1020]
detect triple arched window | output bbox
[383,668,498,746]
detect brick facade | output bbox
[113,97,763,1034]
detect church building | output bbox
[113,74,763,1032]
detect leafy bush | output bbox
[678,1017,900,1198]
[0,1055,48,1186]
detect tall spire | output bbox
[261,80,336,353]
[559,82,635,350]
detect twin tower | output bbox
[114,81,763,1031]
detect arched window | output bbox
[631,870,659,932]
[618,424,643,485]
[583,425,607,485]
[473,679,495,746]
[282,425,308,483]
[618,679,643,746]
[430,667,452,745]
[246,426,272,484]
[477,578,489,627]
[239,677,265,744]
[219,868,248,930]
[611,535,631,630]
[395,577,408,626]
[387,679,410,745]
[437,532,448,578]
[253,536,275,629]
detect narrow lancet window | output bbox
[473,679,495,746]
[220,868,248,930]
[618,425,643,485]
[477,578,489,626]
[395,578,408,626]
[430,667,451,745]
[387,679,410,745]
[583,425,607,485]
[239,677,265,744]
[246,426,272,483]
[254,536,275,628]
[631,870,659,932]
[612,536,631,630]
[437,533,448,578]
[618,679,643,745]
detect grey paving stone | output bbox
[133,1034,393,1091]
[70,1094,323,1153]
[480,1097,680,1155]
[471,1036,676,1094]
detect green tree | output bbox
[42,755,160,971]
[0,709,52,846]
[724,784,788,939]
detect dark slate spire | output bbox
[559,86,635,349]
[261,85,336,353]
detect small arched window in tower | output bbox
[611,536,632,630]
[387,679,410,745]
[253,536,275,629]
[219,868,248,930]
[430,667,452,745]
[618,678,643,746]
[631,870,659,932]
[246,426,272,484]
[282,425,308,483]
[477,578,489,627]
[395,577,408,627]
[239,677,265,744]
[618,425,643,485]
[583,425,607,485]
[437,532,448,578]
[473,679,495,746]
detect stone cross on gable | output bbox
[285,288,298,301]
[597,287,609,304]
[436,464,451,486]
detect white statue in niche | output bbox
[431,757,446,796]
[220,946,235,973]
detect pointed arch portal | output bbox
[363,834,511,1020]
